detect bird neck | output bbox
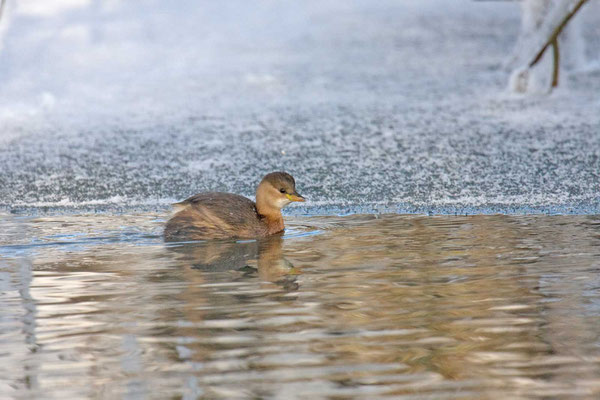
[265,214,285,235]
[256,184,284,234]
[257,205,284,234]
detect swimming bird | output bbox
[164,172,304,241]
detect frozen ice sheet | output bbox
[0,0,599,215]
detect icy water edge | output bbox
[1,213,600,399]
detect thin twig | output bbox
[551,38,559,87]
[529,0,589,68]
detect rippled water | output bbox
[1,213,600,399]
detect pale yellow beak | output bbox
[286,192,305,202]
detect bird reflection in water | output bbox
[166,234,299,290]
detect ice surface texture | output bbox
[0,0,599,214]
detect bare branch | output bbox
[551,38,559,87]
[529,0,589,68]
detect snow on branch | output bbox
[509,0,590,93]
[0,0,6,25]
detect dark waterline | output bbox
[4,201,600,217]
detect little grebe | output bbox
[164,171,305,241]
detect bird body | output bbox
[164,172,304,241]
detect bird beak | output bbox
[286,192,305,202]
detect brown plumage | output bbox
[164,172,305,241]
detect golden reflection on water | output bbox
[1,214,600,398]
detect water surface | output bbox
[1,213,600,399]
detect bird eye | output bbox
[280,188,286,193]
